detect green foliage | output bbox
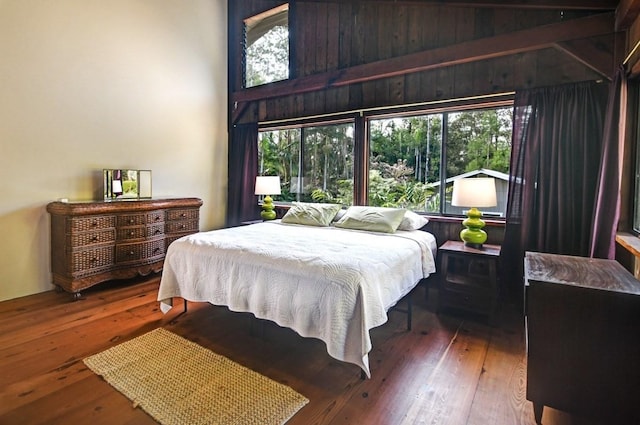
[246,26,289,87]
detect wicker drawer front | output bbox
[69,216,115,232]
[166,209,199,222]
[117,214,145,227]
[147,223,165,238]
[117,227,145,241]
[71,246,114,275]
[165,234,185,248]
[115,239,165,264]
[146,210,165,224]
[69,229,115,248]
[165,220,199,234]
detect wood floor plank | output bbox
[399,320,491,425]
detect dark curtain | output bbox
[502,81,609,301]
[226,123,259,227]
[590,67,627,259]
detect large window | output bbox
[258,123,354,203]
[368,107,512,216]
[258,103,513,217]
[244,5,289,88]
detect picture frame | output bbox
[103,169,152,199]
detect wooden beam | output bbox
[616,0,640,30]
[295,0,617,11]
[554,37,615,79]
[232,12,615,104]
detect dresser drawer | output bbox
[166,220,199,234]
[69,215,115,232]
[115,239,165,264]
[69,228,115,248]
[70,246,114,275]
[117,226,146,241]
[117,214,146,227]
[440,288,493,315]
[166,209,199,222]
[146,210,165,223]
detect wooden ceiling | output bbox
[231,0,640,121]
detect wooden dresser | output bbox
[524,252,640,424]
[47,197,202,298]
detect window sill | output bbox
[616,232,640,258]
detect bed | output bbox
[157,205,437,377]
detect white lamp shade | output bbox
[255,176,282,195]
[451,177,497,208]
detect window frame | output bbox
[257,98,514,220]
[243,4,290,89]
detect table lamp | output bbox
[255,176,281,220]
[451,177,497,248]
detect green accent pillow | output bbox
[281,202,342,227]
[334,206,407,233]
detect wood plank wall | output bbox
[229,1,607,123]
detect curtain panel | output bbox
[502,81,610,300]
[590,68,627,259]
[226,123,259,227]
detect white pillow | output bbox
[281,202,342,227]
[397,210,429,231]
[334,206,406,233]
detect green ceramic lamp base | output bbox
[460,207,487,248]
[260,195,277,220]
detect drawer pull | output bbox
[129,219,135,224]
[181,213,186,217]
[155,216,161,221]
[154,229,161,234]
[91,236,98,242]
[129,251,135,256]
[91,220,98,227]
[154,247,161,253]
[129,231,135,236]
[180,224,186,229]
[90,257,98,262]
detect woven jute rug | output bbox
[83,328,309,425]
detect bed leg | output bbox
[407,293,412,331]
[183,299,188,312]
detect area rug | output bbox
[83,328,309,425]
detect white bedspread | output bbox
[157,221,437,377]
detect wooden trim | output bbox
[232,13,614,104]
[616,0,640,30]
[554,37,615,80]
[295,0,617,11]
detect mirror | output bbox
[103,169,152,199]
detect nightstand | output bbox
[438,240,501,321]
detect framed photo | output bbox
[103,169,152,199]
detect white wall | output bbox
[0,0,228,301]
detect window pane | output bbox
[258,128,300,201]
[302,124,354,204]
[244,6,289,88]
[368,106,512,216]
[368,115,442,211]
[443,108,512,217]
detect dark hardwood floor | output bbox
[0,276,605,425]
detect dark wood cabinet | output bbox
[524,252,640,424]
[438,240,501,320]
[47,198,202,298]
